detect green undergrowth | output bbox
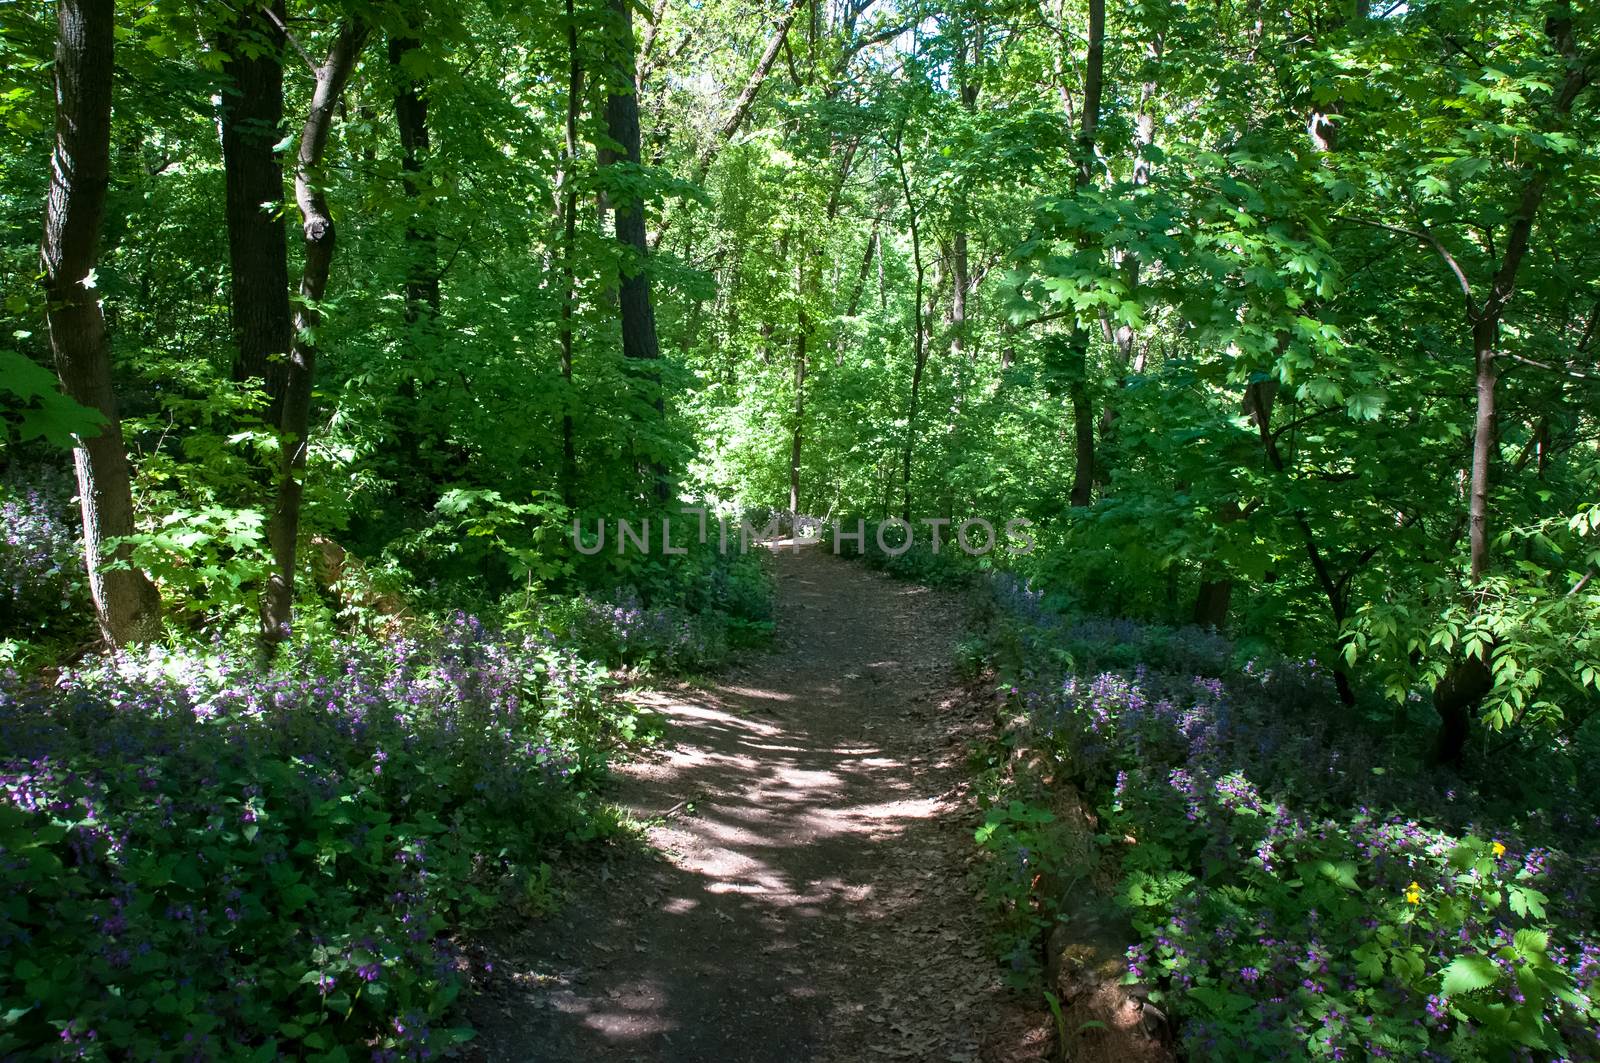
[963,573,1600,1061]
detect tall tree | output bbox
[558,0,584,505]
[949,16,982,358]
[261,19,369,644]
[41,0,161,646]
[601,0,668,499]
[1065,0,1104,509]
[891,114,926,523]
[1421,2,1595,763]
[388,29,439,324]
[218,1,293,398]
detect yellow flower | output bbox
[1405,881,1422,905]
[1492,841,1506,858]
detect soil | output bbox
[465,542,1053,1062]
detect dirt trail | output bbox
[467,543,1044,1062]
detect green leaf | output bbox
[1440,954,1499,996]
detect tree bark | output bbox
[219,1,293,398]
[389,33,439,323]
[1065,0,1104,507]
[892,121,926,523]
[42,0,162,647]
[788,303,807,514]
[261,19,369,644]
[559,0,584,505]
[603,0,668,500]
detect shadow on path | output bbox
[466,545,1041,1062]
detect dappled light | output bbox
[467,546,1009,1061]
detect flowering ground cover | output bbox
[0,614,640,1060]
[972,574,1600,1061]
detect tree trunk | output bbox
[1466,316,1497,584]
[387,30,441,505]
[42,0,162,648]
[788,305,807,514]
[690,0,803,186]
[951,230,969,357]
[389,33,439,323]
[218,1,292,399]
[1429,0,1582,757]
[844,220,878,320]
[558,0,583,505]
[261,20,368,644]
[1431,652,1491,767]
[1245,378,1359,705]
[892,122,926,523]
[1192,576,1231,629]
[602,0,667,500]
[950,23,981,358]
[1064,0,1104,506]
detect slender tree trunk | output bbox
[844,220,878,320]
[1466,316,1498,584]
[559,0,583,505]
[788,304,807,514]
[635,0,670,88]
[261,20,369,644]
[1430,0,1586,759]
[950,24,981,358]
[690,0,803,185]
[1245,378,1358,704]
[219,1,292,399]
[1064,0,1104,508]
[42,0,162,647]
[1193,574,1233,628]
[951,230,969,356]
[892,123,926,523]
[387,30,441,504]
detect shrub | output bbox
[976,574,1600,1061]
[0,614,629,1060]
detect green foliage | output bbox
[0,351,105,451]
[975,575,1600,1059]
[0,617,632,1059]
[973,798,1079,987]
[115,507,268,625]
[5,0,1600,1056]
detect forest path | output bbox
[467,543,1044,1062]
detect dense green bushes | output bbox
[0,616,641,1059]
[0,615,634,1058]
[970,574,1600,1059]
[0,456,776,1059]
